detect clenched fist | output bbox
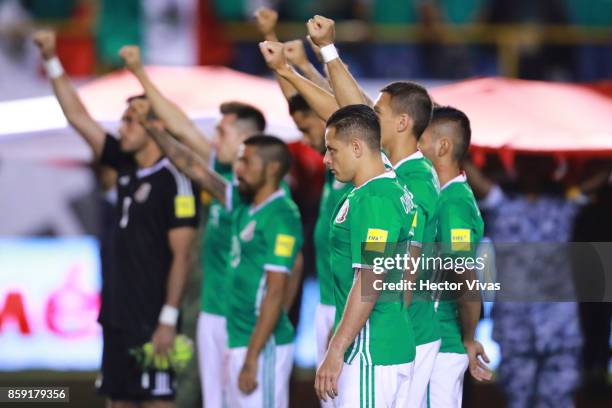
[259,41,290,73]
[254,7,278,40]
[306,15,335,47]
[284,40,308,67]
[32,30,56,60]
[119,45,142,72]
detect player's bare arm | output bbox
[457,268,492,382]
[259,41,339,121]
[33,30,106,158]
[284,39,332,92]
[119,45,212,161]
[315,270,378,402]
[151,227,197,358]
[239,271,288,394]
[140,119,228,205]
[307,16,369,107]
[284,250,304,311]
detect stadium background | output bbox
[0,0,611,407]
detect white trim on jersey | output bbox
[264,264,291,274]
[164,161,194,196]
[136,157,170,178]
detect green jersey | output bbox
[314,170,351,306]
[436,173,484,354]
[226,188,303,348]
[330,171,417,366]
[199,159,234,316]
[395,151,441,346]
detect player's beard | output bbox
[237,172,265,204]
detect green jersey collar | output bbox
[393,150,424,169]
[440,172,467,191]
[353,170,396,191]
[248,188,285,215]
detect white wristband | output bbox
[320,44,339,64]
[158,304,179,326]
[44,57,64,79]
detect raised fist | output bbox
[259,41,289,72]
[119,45,142,72]
[32,30,56,60]
[254,7,278,38]
[306,15,335,47]
[306,35,323,63]
[284,40,308,67]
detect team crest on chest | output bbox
[134,182,152,203]
[240,220,257,241]
[335,199,350,224]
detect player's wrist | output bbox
[276,64,293,78]
[320,44,339,63]
[158,304,179,327]
[264,32,278,41]
[43,56,64,79]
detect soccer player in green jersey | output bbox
[419,106,492,407]
[141,123,303,407]
[314,105,418,407]
[271,15,441,406]
[119,46,279,408]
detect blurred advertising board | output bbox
[0,237,101,371]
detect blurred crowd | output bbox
[1,0,611,99]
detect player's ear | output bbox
[350,137,362,158]
[396,113,411,134]
[438,137,451,158]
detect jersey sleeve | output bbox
[263,209,303,274]
[409,205,425,247]
[438,200,476,258]
[349,195,402,270]
[164,169,201,230]
[99,134,133,170]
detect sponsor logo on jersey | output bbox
[451,228,471,251]
[335,199,350,223]
[274,234,296,257]
[239,220,256,242]
[365,228,388,253]
[175,195,196,218]
[134,182,152,203]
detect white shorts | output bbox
[227,341,294,408]
[334,358,414,408]
[405,339,441,408]
[197,312,228,408]
[316,304,336,408]
[426,352,469,408]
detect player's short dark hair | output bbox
[220,102,266,133]
[244,134,292,181]
[126,94,158,120]
[326,104,381,151]
[431,106,471,162]
[287,94,313,115]
[380,81,433,140]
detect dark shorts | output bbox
[96,326,175,401]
